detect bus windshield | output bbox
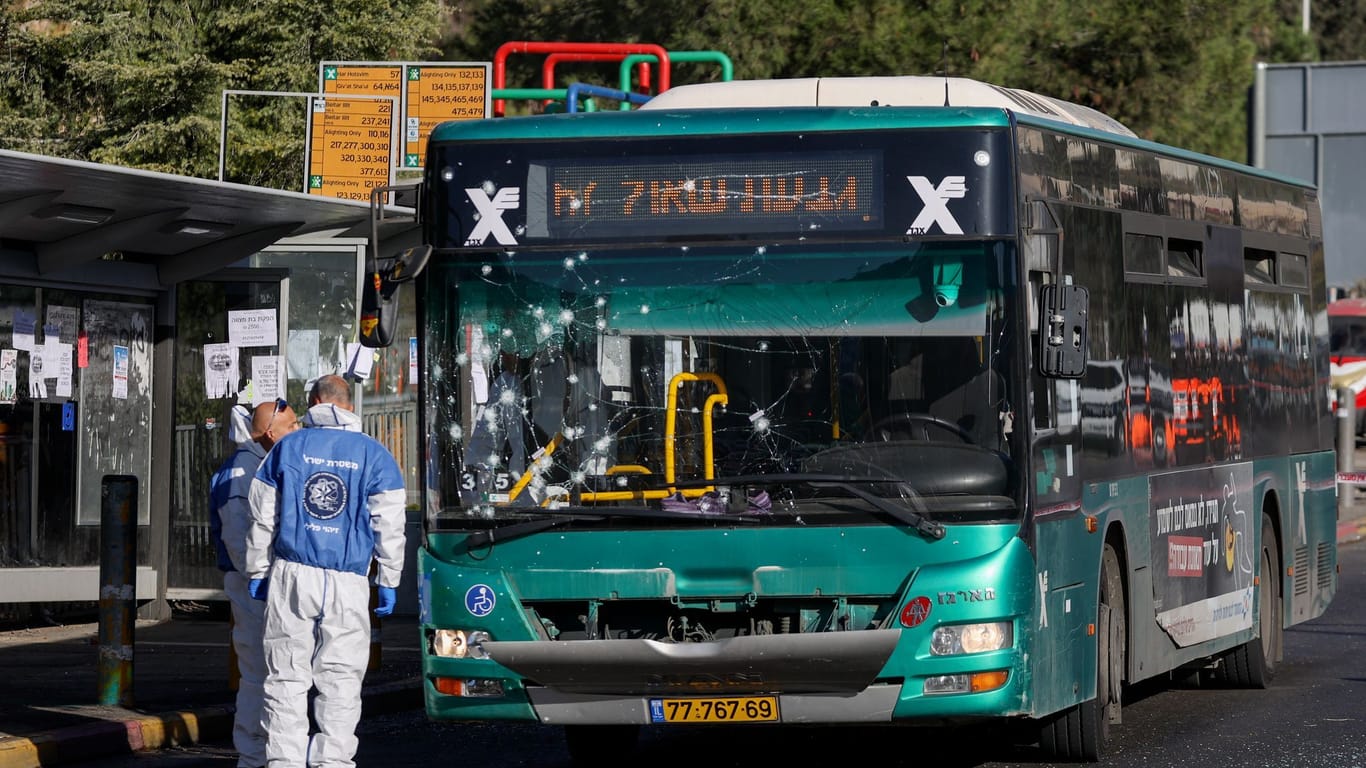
[422,239,1020,527]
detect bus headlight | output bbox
[930,622,1013,656]
[429,629,491,659]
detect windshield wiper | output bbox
[676,473,946,541]
[807,480,946,540]
[455,505,757,552]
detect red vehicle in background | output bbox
[1330,298,1366,435]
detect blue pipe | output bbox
[567,83,651,113]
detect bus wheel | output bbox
[1039,542,1125,762]
[564,724,640,765]
[1217,515,1280,688]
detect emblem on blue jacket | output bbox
[303,471,348,520]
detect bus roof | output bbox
[426,76,1316,191]
[1330,298,1366,317]
[640,76,1138,138]
[427,104,1016,142]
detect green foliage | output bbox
[1306,0,1366,60]
[445,0,1324,163]
[0,0,1345,179]
[0,0,442,188]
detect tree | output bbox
[0,1,228,175]
[444,0,1313,163]
[0,0,443,189]
[1292,0,1366,60]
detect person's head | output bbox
[308,374,353,411]
[251,398,299,450]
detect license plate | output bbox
[648,695,779,723]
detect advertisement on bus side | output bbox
[1149,462,1256,646]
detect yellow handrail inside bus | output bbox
[504,371,729,505]
[507,431,563,502]
[663,371,728,493]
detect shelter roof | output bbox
[0,148,381,290]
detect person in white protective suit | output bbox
[209,399,298,768]
[245,375,406,768]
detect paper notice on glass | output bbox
[251,355,284,405]
[52,341,72,398]
[0,349,16,405]
[228,308,278,348]
[112,344,129,400]
[12,309,35,352]
[409,337,418,385]
[45,305,79,344]
[345,342,374,380]
[287,329,321,381]
[28,349,47,399]
[42,324,59,349]
[203,342,239,399]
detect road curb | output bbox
[0,706,232,768]
[0,679,422,768]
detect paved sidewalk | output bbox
[0,609,421,768]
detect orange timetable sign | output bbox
[306,96,394,202]
[322,64,402,96]
[403,64,489,169]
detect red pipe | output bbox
[494,41,671,116]
[543,53,652,92]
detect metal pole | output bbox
[1337,388,1355,519]
[98,475,138,706]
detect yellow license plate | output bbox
[648,695,780,723]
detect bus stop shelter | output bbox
[0,148,416,620]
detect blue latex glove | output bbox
[248,578,268,601]
[375,586,396,617]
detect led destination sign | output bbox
[526,151,882,239]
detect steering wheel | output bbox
[867,413,974,444]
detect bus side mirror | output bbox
[1038,284,1087,378]
[360,245,433,348]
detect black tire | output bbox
[564,724,641,766]
[1217,515,1280,688]
[1039,542,1125,762]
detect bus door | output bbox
[1023,203,1084,514]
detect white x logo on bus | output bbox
[906,175,967,235]
[464,186,521,246]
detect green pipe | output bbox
[618,51,735,110]
[492,88,568,102]
[494,87,568,112]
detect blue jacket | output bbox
[245,403,406,587]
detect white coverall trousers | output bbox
[260,559,371,768]
[224,570,267,768]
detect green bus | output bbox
[370,76,1337,762]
